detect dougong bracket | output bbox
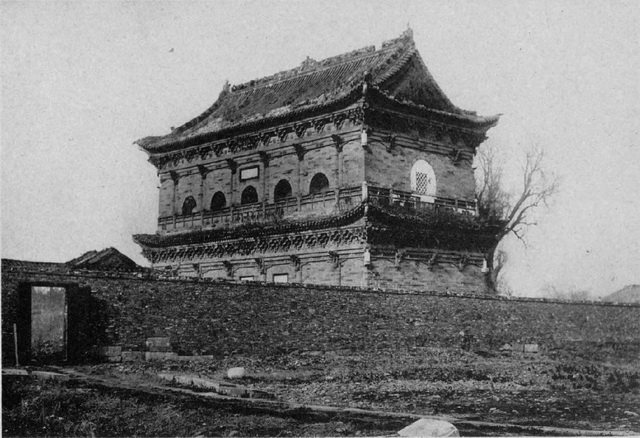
[427,253,438,271]
[458,255,469,271]
[395,249,406,269]
[223,261,233,277]
[328,251,339,269]
[290,255,301,271]
[254,257,266,275]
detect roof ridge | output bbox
[229,29,414,93]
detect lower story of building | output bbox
[151,244,488,294]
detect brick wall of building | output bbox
[3,265,639,365]
[177,241,367,286]
[157,119,364,226]
[367,253,486,293]
[365,131,476,201]
[159,177,174,217]
[164,244,486,293]
[205,167,233,209]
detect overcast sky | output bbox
[2,0,638,297]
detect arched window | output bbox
[274,179,292,201]
[181,196,197,215]
[241,186,258,204]
[410,160,436,197]
[210,191,226,211]
[309,173,330,194]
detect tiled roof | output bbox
[2,248,143,273]
[1,258,68,272]
[67,247,140,271]
[137,29,491,153]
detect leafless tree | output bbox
[476,143,559,293]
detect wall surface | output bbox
[3,264,639,365]
[157,119,364,225]
[365,131,476,201]
[367,253,486,292]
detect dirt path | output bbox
[48,367,634,437]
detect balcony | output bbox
[367,186,477,213]
[158,185,477,234]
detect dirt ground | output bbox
[3,347,639,436]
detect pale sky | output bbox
[2,0,639,297]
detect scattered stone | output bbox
[398,419,459,437]
[624,411,639,417]
[94,345,123,362]
[175,355,215,362]
[227,367,246,379]
[524,344,539,353]
[2,369,29,376]
[145,351,178,361]
[32,371,70,381]
[146,337,172,352]
[100,346,122,356]
[121,351,145,362]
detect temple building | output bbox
[133,29,500,292]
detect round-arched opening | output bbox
[181,196,197,215]
[241,186,259,205]
[410,160,436,197]
[309,173,330,195]
[274,179,293,201]
[210,191,226,211]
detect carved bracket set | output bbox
[143,227,366,265]
[149,107,365,170]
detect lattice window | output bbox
[415,172,432,195]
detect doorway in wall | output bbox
[17,283,93,364]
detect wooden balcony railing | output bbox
[367,186,477,213]
[158,184,476,234]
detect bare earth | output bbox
[3,348,639,436]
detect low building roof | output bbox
[66,247,140,271]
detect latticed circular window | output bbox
[410,160,436,197]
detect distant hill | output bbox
[602,285,640,303]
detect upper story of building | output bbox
[135,29,499,236]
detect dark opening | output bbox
[309,173,330,194]
[182,196,197,215]
[16,283,100,365]
[274,179,293,201]
[241,186,258,204]
[210,191,226,211]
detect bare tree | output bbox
[476,143,559,293]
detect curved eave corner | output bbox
[370,87,500,131]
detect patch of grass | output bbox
[2,379,202,437]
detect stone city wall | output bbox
[3,265,639,365]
